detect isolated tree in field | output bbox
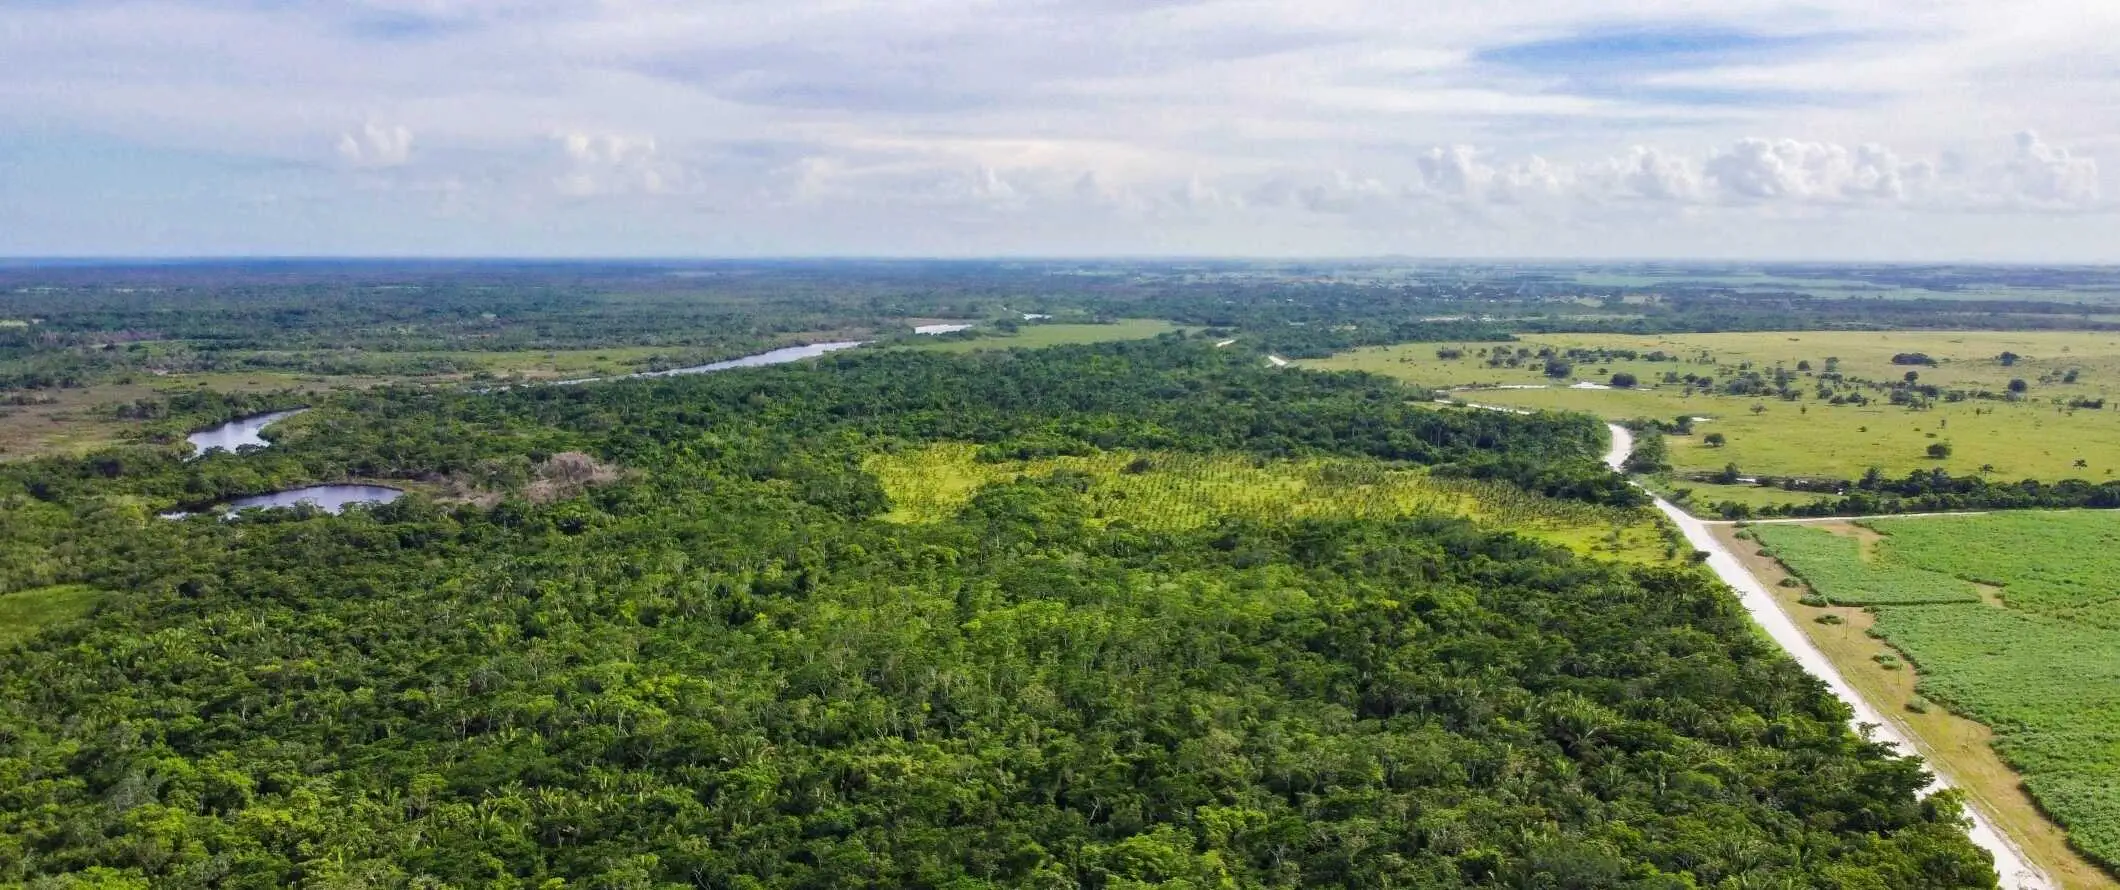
[1903,370,1920,384]
[2009,378,2029,394]
[1927,442,1952,459]
[1796,360,1812,372]
[1999,351,2020,367]
[2064,369,2080,383]
[1544,358,1573,379]
[1704,432,1727,448]
[1436,347,1463,360]
[1610,372,1638,388]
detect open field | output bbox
[1753,511,2120,880]
[0,584,100,647]
[903,320,1181,352]
[1308,331,2120,482]
[1659,479,1832,511]
[867,442,1676,563]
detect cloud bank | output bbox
[0,0,2113,259]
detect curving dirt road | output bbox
[1605,423,2053,890]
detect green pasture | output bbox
[1308,331,2120,481]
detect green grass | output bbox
[1662,480,1832,511]
[905,320,1180,353]
[1306,331,2120,482]
[1756,511,2120,871]
[0,584,100,646]
[867,443,1675,563]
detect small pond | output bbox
[161,484,403,519]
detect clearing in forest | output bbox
[0,584,100,646]
[1755,510,2120,876]
[867,443,1675,563]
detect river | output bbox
[552,340,867,385]
[186,409,307,455]
[1605,423,2051,890]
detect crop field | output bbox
[1756,511,2120,874]
[1308,331,2120,482]
[1751,524,1986,605]
[904,320,1180,352]
[0,584,99,646]
[867,443,1675,563]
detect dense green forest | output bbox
[0,337,1997,887]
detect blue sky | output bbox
[0,1,2114,260]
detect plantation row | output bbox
[1749,525,1984,606]
[1865,513,2120,629]
[867,444,1677,563]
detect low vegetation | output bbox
[1757,511,2120,873]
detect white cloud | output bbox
[337,122,413,167]
[0,0,2115,257]
[2000,130,2101,207]
[1248,132,2102,220]
[552,131,669,197]
[1701,139,1927,202]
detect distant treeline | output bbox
[1699,467,2120,519]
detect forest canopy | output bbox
[0,336,1996,888]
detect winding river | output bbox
[1604,424,2052,890]
[186,409,306,455]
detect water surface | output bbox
[187,409,306,455]
[162,484,404,519]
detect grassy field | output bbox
[1659,479,1833,511]
[1308,331,2120,481]
[1754,511,2120,879]
[866,442,1676,563]
[0,584,100,646]
[904,320,1180,353]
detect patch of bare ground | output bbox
[1717,524,2116,890]
[437,451,622,506]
